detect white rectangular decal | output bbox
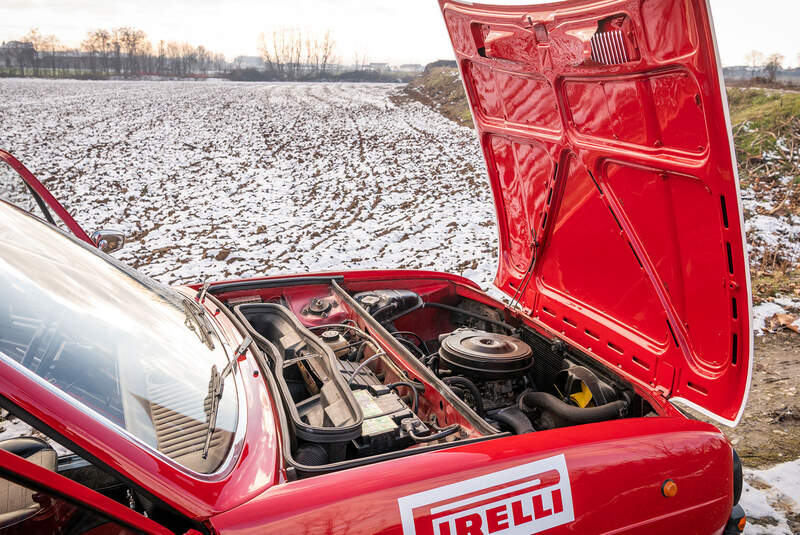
[398,454,573,535]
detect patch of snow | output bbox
[745,212,800,260]
[772,295,800,309]
[752,302,787,334]
[740,186,800,266]
[0,78,798,529]
[741,459,800,534]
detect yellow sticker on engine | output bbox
[570,382,594,408]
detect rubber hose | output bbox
[410,424,460,443]
[492,406,534,435]
[519,391,628,425]
[443,376,485,417]
[390,330,430,354]
[295,443,328,466]
[448,385,465,399]
[386,381,419,412]
[370,302,397,320]
[348,352,385,384]
[394,337,425,358]
[423,302,515,332]
[382,298,424,324]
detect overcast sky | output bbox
[0,0,798,67]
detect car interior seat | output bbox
[0,436,57,528]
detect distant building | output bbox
[233,56,265,70]
[368,62,389,72]
[399,63,424,72]
[0,41,36,72]
[723,65,800,84]
[1,41,34,51]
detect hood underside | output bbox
[439,0,752,425]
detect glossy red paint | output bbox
[1,267,736,534]
[211,417,732,534]
[439,0,751,425]
[0,1,749,532]
[0,291,281,520]
[0,149,93,245]
[0,448,171,534]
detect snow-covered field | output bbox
[2,78,797,331]
[1,78,798,532]
[0,78,497,289]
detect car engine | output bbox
[227,285,642,478]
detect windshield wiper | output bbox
[183,298,215,350]
[197,281,211,303]
[201,336,252,459]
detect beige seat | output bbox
[0,436,57,528]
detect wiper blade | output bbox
[183,298,215,350]
[201,336,252,459]
[197,281,211,303]
[201,364,224,459]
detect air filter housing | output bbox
[438,329,533,380]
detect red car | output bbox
[0,0,751,534]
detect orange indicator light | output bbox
[661,479,678,498]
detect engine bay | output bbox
[215,276,657,478]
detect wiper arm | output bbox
[201,364,223,459]
[197,281,211,303]
[183,298,215,350]
[201,336,252,459]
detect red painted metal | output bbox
[0,448,172,534]
[0,149,93,245]
[0,291,282,520]
[0,1,748,532]
[210,418,732,534]
[0,268,736,534]
[439,0,751,425]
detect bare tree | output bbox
[765,53,785,82]
[21,28,45,74]
[115,27,147,75]
[259,28,338,80]
[744,50,765,79]
[319,30,337,74]
[8,25,227,79]
[352,51,368,71]
[81,29,112,75]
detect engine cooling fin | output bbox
[438,329,533,380]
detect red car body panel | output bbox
[0,268,734,534]
[0,148,93,245]
[0,1,748,534]
[0,289,282,520]
[211,417,732,535]
[0,448,172,535]
[439,0,751,425]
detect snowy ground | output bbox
[742,460,800,534]
[0,78,798,531]
[0,78,497,289]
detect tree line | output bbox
[257,28,339,81]
[232,28,413,83]
[1,26,419,83]
[743,51,794,82]
[1,27,228,78]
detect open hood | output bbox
[439,0,751,425]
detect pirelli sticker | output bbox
[398,454,574,535]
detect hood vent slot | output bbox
[590,29,629,65]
